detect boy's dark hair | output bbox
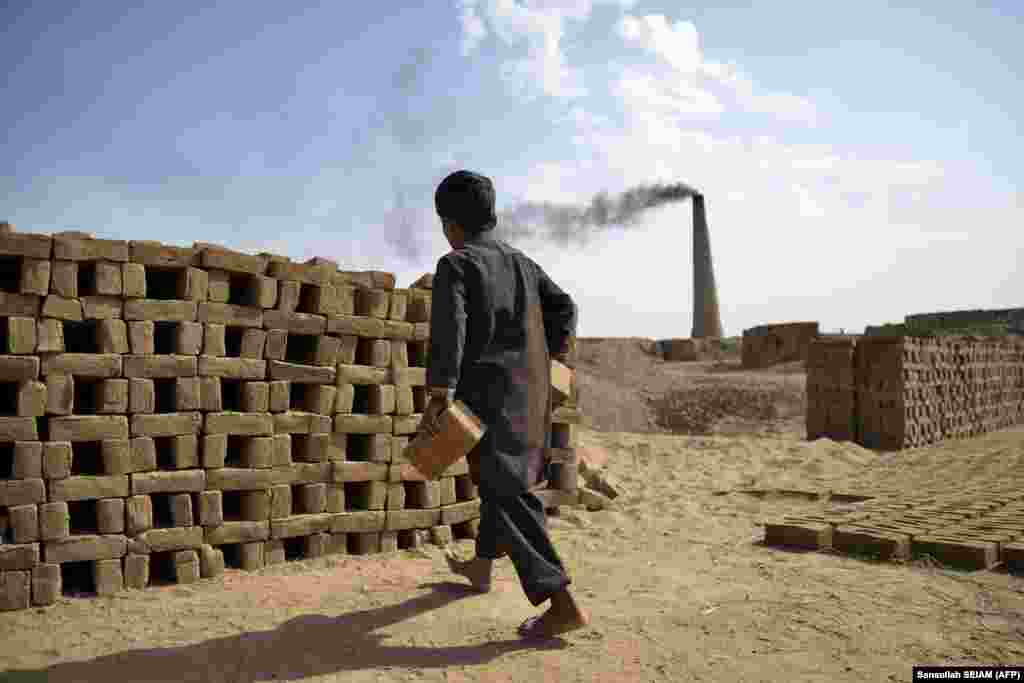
[435,170,497,234]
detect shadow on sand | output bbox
[1,582,567,683]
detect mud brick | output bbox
[123,355,195,379]
[0,293,40,319]
[205,468,276,491]
[272,434,292,466]
[327,510,384,534]
[297,483,328,514]
[354,289,390,319]
[266,484,291,519]
[358,339,391,368]
[388,290,408,322]
[334,384,355,414]
[130,470,205,495]
[365,385,396,415]
[81,295,123,320]
[16,381,46,417]
[323,532,347,555]
[202,323,226,356]
[169,435,200,469]
[173,377,200,412]
[832,526,910,560]
[206,270,230,303]
[267,380,288,412]
[325,483,346,513]
[374,530,396,553]
[12,442,42,479]
[50,415,126,442]
[274,411,331,434]
[198,303,263,328]
[135,527,203,554]
[263,310,326,335]
[298,385,336,416]
[127,241,195,267]
[50,475,130,502]
[196,378,219,412]
[392,367,427,387]
[173,549,200,583]
[92,379,127,414]
[264,329,286,360]
[196,544,222,579]
[122,299,194,322]
[8,505,38,543]
[91,260,123,296]
[121,262,146,298]
[205,411,273,435]
[268,260,334,285]
[391,437,410,465]
[15,257,49,296]
[269,360,336,384]
[44,534,127,564]
[406,481,441,509]
[240,437,274,469]
[386,509,441,531]
[277,281,301,312]
[128,321,154,353]
[912,536,1000,569]
[204,520,269,545]
[95,498,125,534]
[173,321,202,355]
[198,245,267,275]
[120,553,148,590]
[0,570,31,611]
[392,415,421,436]
[337,335,358,365]
[192,491,222,528]
[0,417,36,442]
[386,482,406,510]
[332,461,389,483]
[289,433,326,463]
[0,232,51,259]
[131,412,201,437]
[239,382,269,413]
[239,329,267,358]
[42,442,72,479]
[94,319,129,355]
[179,267,208,302]
[31,563,60,605]
[334,415,393,435]
[439,477,457,506]
[313,335,342,366]
[43,353,122,379]
[229,542,261,571]
[37,319,63,353]
[440,500,481,525]
[124,495,152,535]
[390,341,409,370]
[49,260,77,298]
[302,283,345,316]
[197,357,266,380]
[126,379,154,415]
[53,235,127,262]
[41,295,83,321]
[0,355,39,381]
[347,532,380,554]
[412,323,429,341]
[4,317,36,354]
[101,439,133,475]
[0,543,39,571]
[327,315,412,340]
[270,513,332,539]
[406,292,430,323]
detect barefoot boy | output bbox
[418,170,588,639]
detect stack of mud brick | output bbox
[805,337,857,441]
[0,229,506,612]
[806,335,1024,449]
[741,322,819,369]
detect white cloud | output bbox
[457,0,488,56]
[612,68,724,116]
[617,14,702,75]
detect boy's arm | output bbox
[425,255,467,402]
[536,263,577,359]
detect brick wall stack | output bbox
[0,230,582,612]
[807,335,1024,450]
[742,322,819,369]
[805,337,857,442]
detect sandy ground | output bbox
[3,420,1023,682]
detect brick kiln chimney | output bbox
[691,194,723,338]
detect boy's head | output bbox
[435,170,497,248]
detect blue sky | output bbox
[3,1,1021,337]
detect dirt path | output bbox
[3,427,1023,682]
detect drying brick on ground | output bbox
[0,229,580,611]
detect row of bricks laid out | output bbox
[0,232,432,319]
[0,319,429,365]
[0,518,479,610]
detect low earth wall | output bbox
[0,229,580,611]
[806,335,1024,450]
[741,322,819,369]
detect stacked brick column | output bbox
[0,230,584,612]
[805,338,857,442]
[806,335,1024,449]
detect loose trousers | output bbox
[469,455,571,606]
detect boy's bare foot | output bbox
[444,550,493,592]
[518,589,589,639]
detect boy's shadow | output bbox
[3,582,567,683]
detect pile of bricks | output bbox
[741,322,819,369]
[806,335,1024,450]
[763,482,1024,572]
[0,230,581,611]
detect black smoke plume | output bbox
[496,182,701,245]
